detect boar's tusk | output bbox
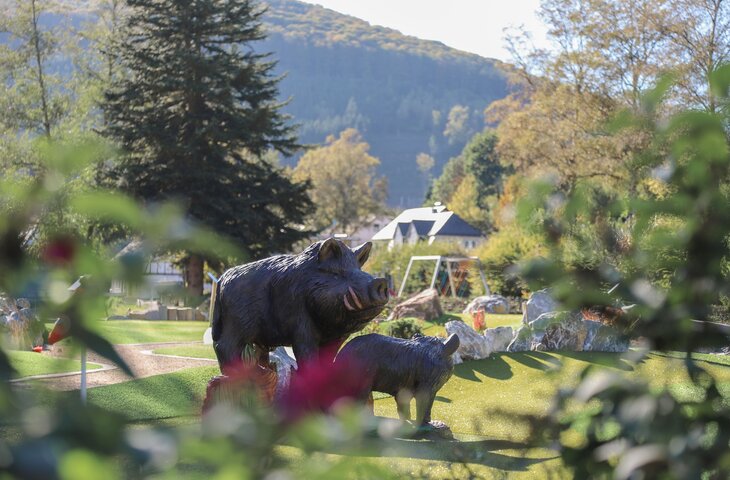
[348,286,364,310]
[344,294,356,311]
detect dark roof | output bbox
[436,215,483,237]
[396,223,410,236]
[412,220,434,236]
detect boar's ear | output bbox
[318,238,342,263]
[352,241,372,267]
[442,334,460,356]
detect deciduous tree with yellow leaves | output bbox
[292,128,388,235]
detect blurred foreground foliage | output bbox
[0,140,438,480]
[515,71,730,478]
[0,139,399,479]
[2,66,730,480]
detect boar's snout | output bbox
[343,278,389,313]
[369,278,389,305]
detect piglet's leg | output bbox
[395,389,412,421]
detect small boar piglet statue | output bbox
[336,333,460,426]
[212,238,389,373]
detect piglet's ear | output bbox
[352,241,372,267]
[318,238,342,263]
[442,334,460,356]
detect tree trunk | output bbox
[184,254,204,299]
[30,0,52,137]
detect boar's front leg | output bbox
[415,389,436,426]
[291,320,319,366]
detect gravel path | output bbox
[13,342,219,391]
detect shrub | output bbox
[474,223,545,297]
[439,295,468,313]
[386,318,423,339]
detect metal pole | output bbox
[80,347,87,404]
[429,257,441,290]
[398,257,415,297]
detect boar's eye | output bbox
[318,267,342,277]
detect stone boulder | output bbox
[388,288,444,322]
[523,289,558,324]
[508,311,628,353]
[463,295,510,315]
[128,303,165,320]
[485,326,515,352]
[583,320,630,352]
[445,321,515,364]
[269,347,298,400]
[445,320,490,362]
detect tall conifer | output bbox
[101,0,311,296]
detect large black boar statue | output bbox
[336,333,459,429]
[212,238,389,373]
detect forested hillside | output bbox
[259,0,510,206]
[1,0,511,207]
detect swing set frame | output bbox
[397,255,490,298]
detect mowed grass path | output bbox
[81,348,730,478]
[8,351,102,378]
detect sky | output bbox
[299,0,549,61]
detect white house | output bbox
[371,203,485,250]
[310,215,393,248]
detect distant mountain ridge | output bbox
[264,0,503,66]
[3,0,512,207]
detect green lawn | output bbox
[87,366,219,422]
[93,320,209,344]
[8,351,102,378]
[154,344,216,359]
[79,349,730,478]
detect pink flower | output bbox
[277,342,370,422]
[42,236,76,266]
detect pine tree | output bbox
[101,0,312,297]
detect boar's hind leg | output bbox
[214,335,244,374]
[395,389,412,421]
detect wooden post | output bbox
[476,259,490,295]
[444,260,458,298]
[208,272,219,325]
